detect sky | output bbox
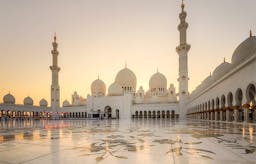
[0,0,256,105]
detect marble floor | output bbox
[0,119,255,164]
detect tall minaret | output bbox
[50,34,60,110]
[176,0,190,117]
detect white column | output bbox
[226,109,230,122]
[243,104,250,122]
[234,107,239,122]
[220,110,223,121]
[215,111,218,121]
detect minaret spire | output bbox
[176,0,190,118]
[50,34,60,111]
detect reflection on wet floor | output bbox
[0,119,256,163]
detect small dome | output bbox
[23,96,33,106]
[91,78,106,97]
[62,100,71,107]
[115,67,137,92]
[3,93,15,104]
[212,61,232,79]
[149,72,167,90]
[39,98,48,107]
[108,83,123,96]
[231,36,256,64]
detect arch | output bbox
[148,111,152,118]
[139,111,143,118]
[135,111,138,118]
[116,109,120,119]
[227,92,233,107]
[171,110,175,118]
[143,111,147,118]
[152,111,156,118]
[157,111,160,118]
[166,110,170,118]
[104,106,112,119]
[161,111,165,118]
[208,100,211,111]
[211,99,215,109]
[221,95,226,108]
[246,83,256,104]
[216,97,220,109]
[235,88,243,106]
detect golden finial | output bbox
[181,0,185,11]
[54,32,57,42]
[250,30,252,38]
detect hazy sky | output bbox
[1,0,256,105]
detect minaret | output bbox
[50,34,60,110]
[176,0,190,117]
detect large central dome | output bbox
[115,67,137,92]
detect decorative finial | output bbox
[224,57,226,63]
[181,0,185,11]
[250,30,252,38]
[54,32,57,42]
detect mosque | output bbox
[0,1,256,123]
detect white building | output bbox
[1,1,255,122]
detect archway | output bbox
[152,111,156,118]
[135,111,138,118]
[148,111,152,118]
[139,111,143,118]
[171,110,175,119]
[246,84,256,121]
[116,109,120,119]
[166,110,170,118]
[161,111,165,119]
[235,88,243,121]
[104,106,112,119]
[157,111,160,118]
[144,111,147,118]
[227,92,234,121]
[221,95,226,121]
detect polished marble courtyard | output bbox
[0,119,255,164]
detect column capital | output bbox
[232,105,240,110]
[242,103,250,109]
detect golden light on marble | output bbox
[15,133,24,141]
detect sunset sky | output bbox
[1,0,256,105]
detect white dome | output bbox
[3,93,15,104]
[108,83,123,96]
[23,96,33,106]
[39,98,48,107]
[149,72,167,90]
[91,78,106,97]
[62,100,71,107]
[212,61,232,79]
[115,67,137,92]
[231,36,256,64]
